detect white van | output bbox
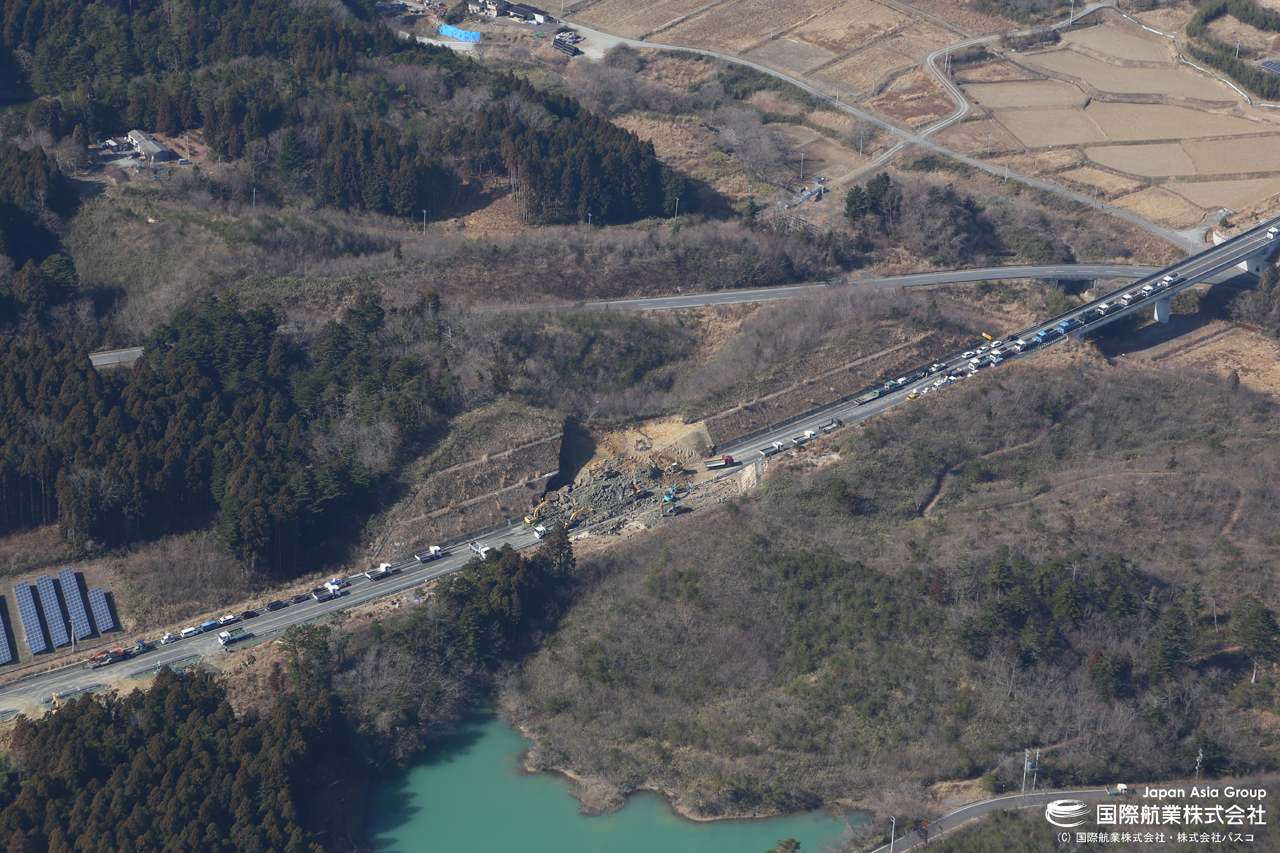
[179,627,199,639]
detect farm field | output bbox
[788,0,905,55]
[1164,177,1280,211]
[954,58,1041,84]
[1185,137,1280,176]
[965,80,1087,108]
[931,119,1022,157]
[746,37,837,75]
[1060,25,1172,63]
[995,108,1107,147]
[661,0,811,55]
[572,0,710,38]
[1058,166,1145,197]
[814,46,915,91]
[1086,143,1196,177]
[1110,187,1205,228]
[1085,102,1265,141]
[1020,49,1233,101]
[876,21,956,62]
[869,69,952,126]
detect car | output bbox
[291,594,311,605]
[990,355,1005,365]
[240,610,259,620]
[179,627,200,639]
[265,600,287,612]
[894,376,910,387]
[928,362,946,373]
[990,340,1003,349]
[961,351,976,359]
[907,392,919,400]
[976,345,990,355]
[218,614,240,626]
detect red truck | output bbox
[702,455,736,470]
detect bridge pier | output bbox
[1154,296,1172,323]
[1068,329,1084,342]
[1239,254,1271,276]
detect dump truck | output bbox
[218,627,252,646]
[415,546,443,562]
[366,563,400,581]
[759,441,787,458]
[469,541,492,559]
[702,455,735,470]
[818,418,843,433]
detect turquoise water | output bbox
[368,711,856,853]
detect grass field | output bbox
[932,118,1022,157]
[1058,166,1145,197]
[1111,186,1205,228]
[1185,136,1280,175]
[789,0,905,55]
[662,0,811,54]
[817,45,915,90]
[746,37,838,75]
[573,0,710,38]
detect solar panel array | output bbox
[87,588,113,632]
[1263,60,1280,73]
[0,628,11,665]
[13,584,45,655]
[36,575,69,647]
[59,569,92,641]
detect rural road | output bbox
[867,788,1111,853]
[561,1,1211,251]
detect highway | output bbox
[15,226,1272,714]
[867,788,1111,853]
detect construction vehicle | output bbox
[88,647,133,669]
[469,541,492,559]
[51,692,63,712]
[662,482,686,502]
[567,507,594,528]
[588,462,616,482]
[524,501,551,525]
[702,455,735,470]
[661,501,688,517]
[630,482,648,498]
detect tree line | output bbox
[0,293,453,576]
[0,668,334,853]
[1186,0,1280,101]
[3,0,681,226]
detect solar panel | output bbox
[59,569,92,641]
[87,588,114,633]
[13,585,46,655]
[0,625,11,665]
[36,575,69,647]
[1263,61,1280,73]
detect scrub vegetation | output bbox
[508,359,1280,817]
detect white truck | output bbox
[759,441,787,458]
[791,429,818,446]
[1267,227,1279,241]
[218,627,252,646]
[366,563,400,581]
[469,541,492,559]
[324,577,349,594]
[415,545,443,562]
[533,525,549,539]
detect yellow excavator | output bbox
[51,692,63,713]
[567,507,594,528]
[524,500,551,525]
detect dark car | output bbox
[265,600,287,612]
[291,594,311,605]
[240,610,259,620]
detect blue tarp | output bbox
[439,24,481,42]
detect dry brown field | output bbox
[1058,166,1145,197]
[804,109,856,134]
[613,113,718,173]
[954,58,1042,84]
[661,0,810,55]
[817,46,916,90]
[870,69,953,125]
[1205,16,1280,55]
[995,107,1107,147]
[879,21,957,62]
[746,37,838,75]
[573,0,710,38]
[1021,50,1233,100]
[1111,186,1204,227]
[990,147,1085,176]
[637,50,718,88]
[1086,102,1266,141]
[745,91,805,115]
[964,80,1087,108]
[1060,24,1172,63]
[897,0,1009,34]
[1086,142,1196,177]
[789,0,905,54]
[1155,325,1280,399]
[1164,176,1280,211]
[1131,3,1196,34]
[1185,137,1280,175]
[775,125,865,179]
[931,118,1022,157]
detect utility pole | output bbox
[674,197,680,218]
[859,128,864,156]
[1093,185,1100,206]
[988,129,991,155]
[1236,38,1241,59]
[1195,748,1204,782]
[1021,748,1031,798]
[68,621,74,656]
[252,187,256,208]
[889,816,896,853]
[587,212,592,226]
[800,152,805,181]
[1031,749,1040,793]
